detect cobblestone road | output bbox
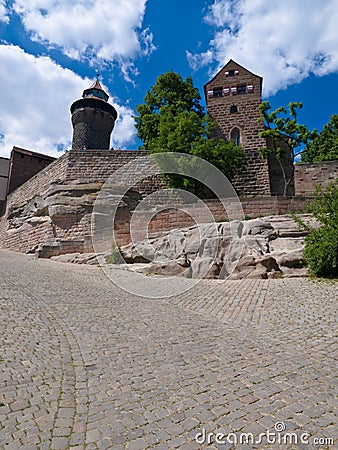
[0,250,337,449]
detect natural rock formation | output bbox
[119,215,318,279]
[2,180,140,257]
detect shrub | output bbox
[303,182,338,278]
[304,226,338,277]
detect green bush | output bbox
[303,182,338,278]
[304,226,338,277]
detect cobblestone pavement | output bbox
[0,249,337,450]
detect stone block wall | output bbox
[65,150,164,196]
[130,196,310,242]
[7,147,56,195]
[205,60,271,196]
[71,106,115,151]
[6,153,69,209]
[4,149,164,212]
[0,149,165,256]
[295,161,338,196]
[1,145,335,257]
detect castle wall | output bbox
[295,161,338,196]
[5,153,69,209]
[141,196,310,239]
[0,149,165,256]
[0,157,10,215]
[71,107,115,150]
[0,154,70,253]
[205,60,271,196]
[7,147,55,194]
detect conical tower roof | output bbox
[82,78,109,102]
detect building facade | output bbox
[0,157,10,215]
[204,60,294,196]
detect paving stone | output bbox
[125,437,148,450]
[50,437,69,450]
[0,250,336,449]
[9,400,30,412]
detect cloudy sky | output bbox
[1,0,338,158]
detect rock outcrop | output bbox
[120,215,318,279]
[1,180,140,257]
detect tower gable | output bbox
[204,60,263,144]
[204,60,271,196]
[204,60,262,95]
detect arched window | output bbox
[230,127,241,146]
[230,104,238,114]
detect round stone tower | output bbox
[70,79,118,150]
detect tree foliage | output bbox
[303,182,338,278]
[301,114,338,162]
[258,101,317,195]
[135,71,204,147]
[134,71,245,193]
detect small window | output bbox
[225,69,239,77]
[213,87,223,97]
[231,128,241,146]
[230,105,238,114]
[237,84,247,95]
[20,153,25,159]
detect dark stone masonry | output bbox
[70,81,117,151]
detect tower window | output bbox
[237,84,247,95]
[225,69,239,77]
[213,87,223,97]
[230,105,238,114]
[230,128,241,146]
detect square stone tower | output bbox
[205,60,292,196]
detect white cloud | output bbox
[111,104,136,149]
[190,0,338,95]
[12,0,155,78]
[0,44,137,158]
[186,49,213,72]
[0,0,9,23]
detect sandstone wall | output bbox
[141,196,310,239]
[7,147,55,194]
[65,150,164,196]
[5,153,69,210]
[295,161,338,196]
[0,150,164,256]
[1,146,334,258]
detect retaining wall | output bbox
[295,161,338,196]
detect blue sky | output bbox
[1,0,338,158]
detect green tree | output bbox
[301,114,338,162]
[303,182,338,278]
[135,71,245,194]
[258,101,317,195]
